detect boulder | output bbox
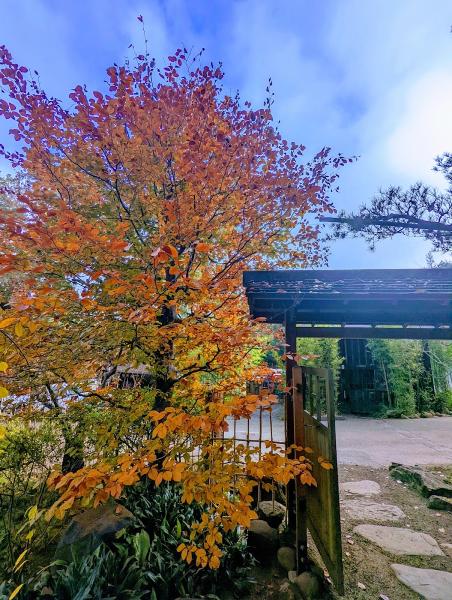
[56,501,134,561]
[277,546,296,572]
[293,571,321,599]
[428,495,452,511]
[389,464,452,498]
[247,519,278,564]
[391,564,452,600]
[258,499,286,528]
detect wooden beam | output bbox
[295,326,452,340]
[285,320,297,530]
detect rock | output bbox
[258,500,286,528]
[343,499,405,522]
[247,519,278,563]
[340,480,381,496]
[293,571,321,599]
[354,525,444,556]
[428,495,452,511]
[391,564,452,600]
[389,464,452,498]
[440,543,452,558]
[277,546,296,572]
[56,501,134,561]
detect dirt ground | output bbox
[248,464,452,599]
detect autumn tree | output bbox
[0,44,344,568]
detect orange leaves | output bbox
[0,44,347,573]
[196,242,211,253]
[151,244,179,265]
[0,316,16,329]
[318,456,334,470]
[300,470,317,486]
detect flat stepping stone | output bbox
[354,525,444,556]
[343,499,405,521]
[340,480,381,496]
[391,564,452,599]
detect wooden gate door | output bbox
[292,365,344,595]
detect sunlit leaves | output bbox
[0,43,346,571]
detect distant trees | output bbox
[322,153,452,254]
[366,339,451,416]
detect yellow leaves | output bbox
[13,548,28,572]
[55,238,80,252]
[0,387,9,398]
[318,456,334,470]
[59,496,75,512]
[14,321,25,337]
[81,298,97,310]
[152,422,167,439]
[209,555,220,569]
[0,317,16,329]
[25,529,35,542]
[300,471,317,486]
[8,583,24,600]
[27,505,38,522]
[177,541,219,569]
[0,361,8,372]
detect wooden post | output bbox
[285,319,297,530]
[293,366,308,572]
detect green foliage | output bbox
[368,339,420,416]
[368,340,452,417]
[121,480,256,599]
[0,419,61,577]
[296,338,343,408]
[2,481,255,599]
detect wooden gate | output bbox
[292,365,344,595]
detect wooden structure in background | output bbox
[244,268,452,594]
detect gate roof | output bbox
[243,268,452,339]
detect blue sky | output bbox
[1,0,451,268]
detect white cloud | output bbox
[385,69,452,186]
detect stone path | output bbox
[340,479,381,496]
[343,499,405,522]
[354,524,444,556]
[343,479,451,598]
[391,564,452,600]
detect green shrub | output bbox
[6,481,255,599]
[0,419,62,577]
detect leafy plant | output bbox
[0,419,61,578]
[8,482,255,599]
[121,480,256,599]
